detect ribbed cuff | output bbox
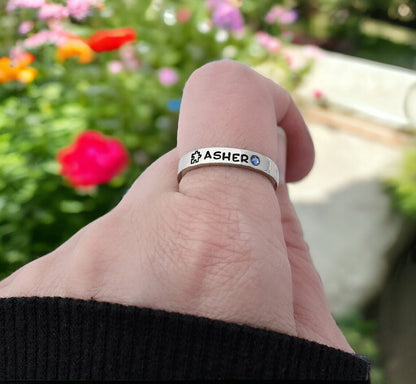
[0,297,370,381]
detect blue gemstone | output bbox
[167,98,181,111]
[250,155,260,166]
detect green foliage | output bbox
[338,313,386,384]
[294,0,416,69]
[0,0,309,279]
[385,148,416,221]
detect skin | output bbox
[0,60,353,353]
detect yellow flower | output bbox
[0,54,37,84]
[16,67,38,83]
[56,39,95,64]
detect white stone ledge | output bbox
[290,47,416,128]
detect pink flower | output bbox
[265,6,281,23]
[38,3,69,20]
[57,131,129,187]
[23,30,68,48]
[313,89,324,99]
[108,60,123,74]
[6,0,45,12]
[159,67,179,86]
[256,31,281,53]
[284,52,301,71]
[284,53,293,65]
[206,0,221,10]
[18,20,34,35]
[9,45,25,60]
[67,0,90,20]
[119,44,140,71]
[304,44,326,58]
[177,7,192,23]
[265,6,298,25]
[211,0,244,31]
[279,10,298,24]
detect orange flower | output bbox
[0,54,37,84]
[56,39,95,64]
[0,58,17,84]
[87,28,136,52]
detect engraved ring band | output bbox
[177,147,279,189]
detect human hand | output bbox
[0,61,352,353]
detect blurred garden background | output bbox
[1,0,415,382]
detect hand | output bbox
[0,60,352,353]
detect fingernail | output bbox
[277,126,287,183]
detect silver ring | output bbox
[177,147,279,189]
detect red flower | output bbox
[87,28,137,52]
[57,131,129,187]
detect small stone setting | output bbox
[250,155,260,166]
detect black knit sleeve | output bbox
[0,297,370,381]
